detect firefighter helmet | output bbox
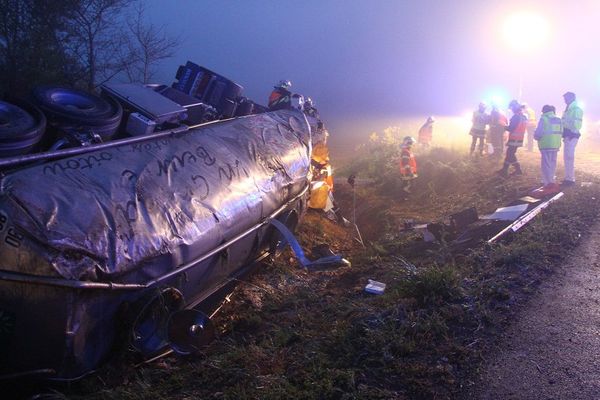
[508,99,521,110]
[403,136,416,146]
[276,80,292,90]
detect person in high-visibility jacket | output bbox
[489,104,508,159]
[523,103,537,152]
[534,105,562,189]
[399,136,418,195]
[497,100,528,177]
[308,127,335,210]
[470,102,489,156]
[268,80,292,110]
[418,116,435,148]
[561,91,583,186]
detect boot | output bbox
[511,162,523,176]
[496,162,509,178]
[402,181,412,194]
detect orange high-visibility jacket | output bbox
[399,146,417,177]
[507,111,528,146]
[268,88,291,110]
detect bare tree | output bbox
[0,0,78,95]
[65,0,129,91]
[0,0,181,94]
[121,2,181,84]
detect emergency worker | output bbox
[497,100,527,177]
[418,116,435,148]
[523,103,537,152]
[534,105,562,189]
[489,104,508,159]
[561,91,583,186]
[304,97,320,119]
[470,102,489,156]
[268,80,292,110]
[308,127,334,210]
[399,136,418,195]
[290,93,304,111]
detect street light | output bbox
[501,12,550,101]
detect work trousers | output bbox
[504,145,519,165]
[489,126,505,158]
[540,149,558,185]
[563,137,578,182]
[470,136,485,155]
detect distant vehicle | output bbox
[0,61,320,380]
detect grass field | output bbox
[11,125,600,400]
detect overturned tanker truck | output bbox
[0,61,323,380]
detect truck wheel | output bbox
[0,99,46,156]
[31,86,122,141]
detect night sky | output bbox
[144,0,600,149]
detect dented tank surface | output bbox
[0,109,312,380]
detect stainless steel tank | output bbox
[0,108,311,379]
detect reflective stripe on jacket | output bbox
[562,101,583,136]
[534,112,562,150]
[507,112,528,147]
[400,146,417,177]
[268,88,291,110]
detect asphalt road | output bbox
[467,220,600,399]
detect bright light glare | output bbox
[502,12,550,52]
[483,88,510,109]
[461,112,473,132]
[489,94,506,107]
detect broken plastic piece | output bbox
[365,279,386,295]
[481,204,528,221]
[519,195,542,203]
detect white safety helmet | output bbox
[403,136,416,146]
[276,80,292,90]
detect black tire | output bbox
[0,99,46,157]
[31,86,122,141]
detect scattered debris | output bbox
[488,192,564,243]
[481,204,529,221]
[364,279,386,295]
[270,219,350,268]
